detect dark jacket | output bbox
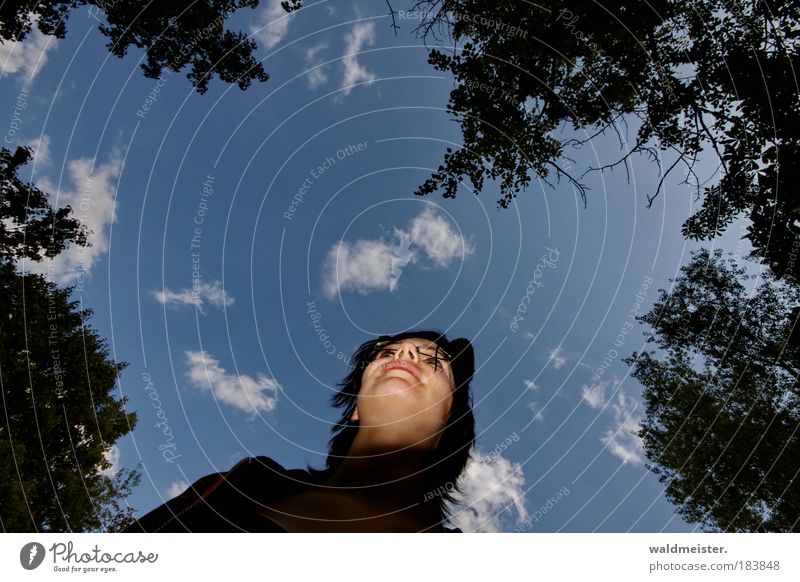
[123,456,462,532]
[124,456,310,532]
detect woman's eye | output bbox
[426,358,441,370]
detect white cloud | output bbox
[547,345,567,369]
[322,238,397,298]
[100,445,120,477]
[166,480,189,498]
[250,0,292,50]
[527,400,545,422]
[0,15,56,81]
[448,450,529,532]
[340,22,376,94]
[185,350,280,415]
[305,40,328,61]
[321,208,474,298]
[408,207,475,267]
[303,40,329,89]
[523,379,539,391]
[307,67,327,89]
[579,378,644,464]
[153,280,234,315]
[580,380,608,409]
[600,391,644,464]
[21,134,51,167]
[23,150,124,284]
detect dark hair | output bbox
[306,330,476,525]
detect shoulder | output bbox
[224,456,315,498]
[123,455,311,532]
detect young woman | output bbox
[124,330,476,532]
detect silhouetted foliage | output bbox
[0,145,137,532]
[624,248,800,531]
[0,146,88,267]
[0,262,139,531]
[1,0,274,93]
[404,0,799,285]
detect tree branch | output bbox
[386,0,400,35]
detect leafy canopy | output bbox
[625,248,799,531]
[407,1,799,284]
[1,0,272,93]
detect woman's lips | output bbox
[382,361,421,382]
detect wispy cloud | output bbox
[581,380,608,409]
[449,450,529,532]
[321,208,474,299]
[0,15,56,82]
[166,480,189,498]
[408,207,475,267]
[601,391,644,464]
[580,378,644,464]
[527,401,545,422]
[523,379,539,391]
[547,345,567,369]
[340,21,376,94]
[185,350,280,415]
[250,0,292,50]
[153,280,234,315]
[99,445,120,477]
[23,149,125,284]
[322,238,397,298]
[304,40,329,89]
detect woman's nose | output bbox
[393,341,419,361]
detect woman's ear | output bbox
[350,408,359,422]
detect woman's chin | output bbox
[370,376,420,397]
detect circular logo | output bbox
[20,542,46,570]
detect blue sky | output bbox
[1,1,760,532]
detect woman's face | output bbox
[353,338,456,448]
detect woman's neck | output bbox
[317,436,442,528]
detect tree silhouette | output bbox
[624,248,799,531]
[0,263,139,531]
[1,0,274,94]
[0,145,138,532]
[403,1,799,285]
